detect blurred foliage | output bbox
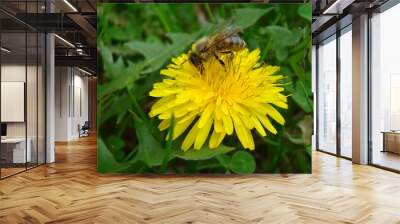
[97,3,312,174]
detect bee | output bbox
[188,27,246,74]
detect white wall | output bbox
[1,65,25,81]
[72,73,89,138]
[55,66,69,141]
[55,67,89,141]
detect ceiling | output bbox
[0,0,97,74]
[1,32,46,65]
[312,0,390,43]
[0,0,96,14]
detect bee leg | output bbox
[220,51,234,69]
[220,51,233,56]
[199,64,205,75]
[213,52,225,67]
[220,50,233,55]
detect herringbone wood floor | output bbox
[1,135,400,224]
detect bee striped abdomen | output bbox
[218,34,246,51]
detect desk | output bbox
[1,138,31,163]
[382,131,400,154]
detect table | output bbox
[1,138,31,163]
[382,131,400,154]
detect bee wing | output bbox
[204,26,241,51]
[206,18,235,36]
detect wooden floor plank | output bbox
[1,135,400,223]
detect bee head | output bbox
[189,53,204,74]
[189,53,202,67]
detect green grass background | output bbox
[97,3,312,174]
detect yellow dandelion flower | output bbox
[149,48,288,151]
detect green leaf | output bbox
[167,32,193,44]
[97,138,121,173]
[125,41,164,59]
[97,93,132,125]
[99,61,146,98]
[160,116,175,173]
[298,4,312,22]
[291,80,313,113]
[131,112,165,167]
[131,72,161,100]
[234,8,273,30]
[216,154,231,174]
[175,145,235,161]
[297,116,313,145]
[106,135,125,161]
[107,135,124,151]
[286,115,313,145]
[276,48,288,61]
[141,32,199,74]
[216,154,230,168]
[99,44,127,79]
[97,139,141,173]
[306,145,312,156]
[260,26,301,47]
[154,4,181,32]
[296,150,311,173]
[304,71,312,96]
[229,151,256,174]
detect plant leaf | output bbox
[160,116,175,173]
[234,8,273,30]
[260,26,301,47]
[141,32,199,74]
[175,145,235,161]
[298,4,312,22]
[99,61,146,98]
[291,80,313,113]
[97,138,122,173]
[131,112,165,167]
[125,41,164,59]
[286,115,313,145]
[230,151,256,174]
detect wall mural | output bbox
[97,3,312,174]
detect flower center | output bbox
[201,59,252,104]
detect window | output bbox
[339,27,352,158]
[317,35,337,154]
[370,3,400,171]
